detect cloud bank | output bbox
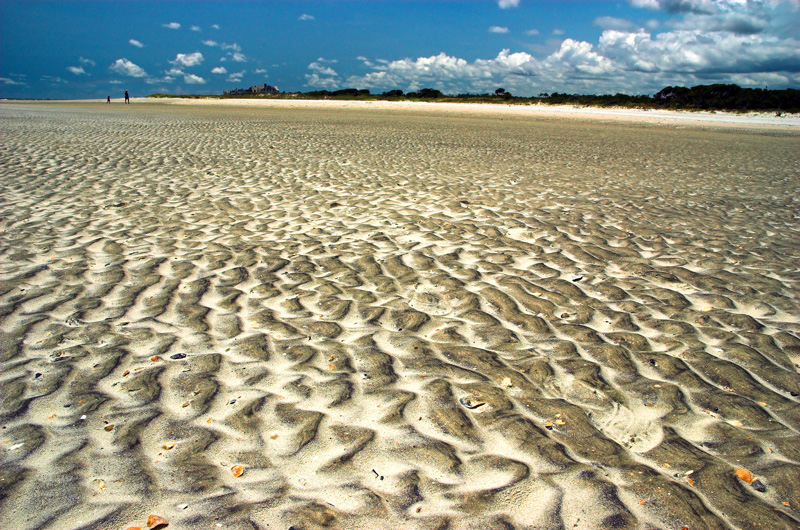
[342,0,798,95]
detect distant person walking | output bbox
[107,95,111,104]
[125,90,130,104]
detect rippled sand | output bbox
[1,100,798,530]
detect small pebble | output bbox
[170,353,187,360]
[751,479,766,492]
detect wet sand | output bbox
[0,100,798,530]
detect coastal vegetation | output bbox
[149,84,800,112]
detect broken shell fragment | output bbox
[459,397,486,409]
[735,468,754,484]
[232,464,244,477]
[147,514,169,528]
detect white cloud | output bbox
[594,16,638,32]
[553,29,565,35]
[190,25,201,32]
[202,40,219,47]
[1,76,26,86]
[489,26,511,34]
[79,57,95,66]
[299,14,315,21]
[171,52,204,67]
[166,67,184,76]
[222,42,242,51]
[145,76,176,84]
[525,29,540,36]
[498,0,520,8]
[211,66,228,74]
[254,68,267,74]
[129,39,145,48]
[309,62,338,76]
[67,66,86,75]
[184,74,206,84]
[211,24,220,30]
[227,71,245,82]
[231,52,247,62]
[305,73,340,89]
[163,22,181,29]
[110,58,147,77]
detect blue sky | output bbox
[1,0,798,99]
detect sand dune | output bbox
[0,100,798,530]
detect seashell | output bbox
[147,514,169,528]
[735,468,754,484]
[232,464,244,477]
[459,397,486,409]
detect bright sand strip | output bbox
[0,100,798,530]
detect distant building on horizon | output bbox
[223,84,279,95]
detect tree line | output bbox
[150,84,800,112]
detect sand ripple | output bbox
[1,101,798,530]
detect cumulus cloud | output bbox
[110,58,147,77]
[525,29,540,36]
[299,14,315,21]
[230,52,247,62]
[184,74,206,84]
[171,52,204,67]
[309,61,338,76]
[498,0,520,7]
[79,57,95,66]
[211,66,228,74]
[163,22,181,29]
[305,73,340,89]
[489,26,511,34]
[129,39,145,48]
[222,42,242,51]
[190,25,201,32]
[67,66,86,75]
[227,71,245,82]
[211,24,220,29]
[202,40,219,47]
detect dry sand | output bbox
[0,99,798,530]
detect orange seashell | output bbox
[686,477,694,486]
[124,527,143,530]
[104,424,115,431]
[232,464,244,477]
[147,514,169,528]
[735,468,754,484]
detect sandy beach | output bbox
[0,99,798,530]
